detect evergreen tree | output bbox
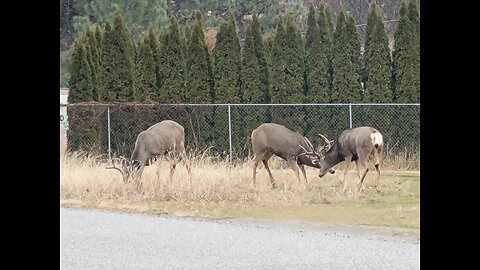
[305,4,329,103]
[304,4,331,144]
[94,24,104,100]
[100,8,136,102]
[393,0,419,102]
[408,0,420,102]
[185,11,213,103]
[269,16,305,133]
[328,7,362,137]
[331,8,362,103]
[68,39,93,103]
[354,1,395,154]
[213,14,241,104]
[67,38,97,153]
[363,0,393,102]
[211,14,243,156]
[158,15,186,103]
[320,2,334,91]
[185,11,214,149]
[389,0,420,154]
[147,27,161,92]
[99,8,137,156]
[85,27,101,101]
[251,12,270,104]
[238,12,271,155]
[323,3,334,42]
[135,32,156,101]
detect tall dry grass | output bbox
[60,149,419,207]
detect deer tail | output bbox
[370,131,383,149]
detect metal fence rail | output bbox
[60,103,420,163]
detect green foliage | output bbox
[60,49,71,88]
[135,33,157,101]
[185,11,213,103]
[331,8,362,103]
[305,4,330,103]
[68,39,93,103]
[84,27,102,101]
[100,9,136,102]
[363,1,393,102]
[213,15,241,103]
[323,3,334,42]
[408,0,420,102]
[146,27,161,92]
[67,36,102,154]
[211,15,242,155]
[392,0,419,102]
[269,16,305,133]
[185,11,214,148]
[158,16,186,103]
[304,4,331,142]
[250,13,270,104]
[270,17,305,104]
[238,12,272,154]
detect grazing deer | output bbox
[106,120,191,188]
[317,126,384,193]
[251,123,334,188]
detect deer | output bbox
[317,126,384,193]
[251,123,335,189]
[106,120,192,189]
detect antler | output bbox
[303,137,316,152]
[106,158,125,175]
[298,144,312,155]
[318,133,332,151]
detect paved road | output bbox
[60,207,420,270]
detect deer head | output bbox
[106,157,141,184]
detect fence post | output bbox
[107,105,112,162]
[228,104,233,164]
[349,104,352,128]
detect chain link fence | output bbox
[60,103,420,163]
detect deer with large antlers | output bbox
[251,123,334,188]
[106,120,191,188]
[317,126,384,193]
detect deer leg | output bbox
[287,159,300,185]
[299,164,308,184]
[355,159,369,193]
[262,158,276,189]
[374,163,381,193]
[135,165,145,191]
[180,151,192,186]
[373,150,382,193]
[168,154,177,182]
[252,152,264,187]
[154,156,164,191]
[342,156,352,192]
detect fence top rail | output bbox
[60,102,420,107]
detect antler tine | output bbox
[298,144,311,154]
[106,159,124,174]
[303,137,315,152]
[318,133,332,151]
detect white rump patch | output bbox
[370,131,383,148]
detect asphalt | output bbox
[60,207,420,270]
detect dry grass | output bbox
[60,150,420,228]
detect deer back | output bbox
[252,123,317,162]
[131,120,185,165]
